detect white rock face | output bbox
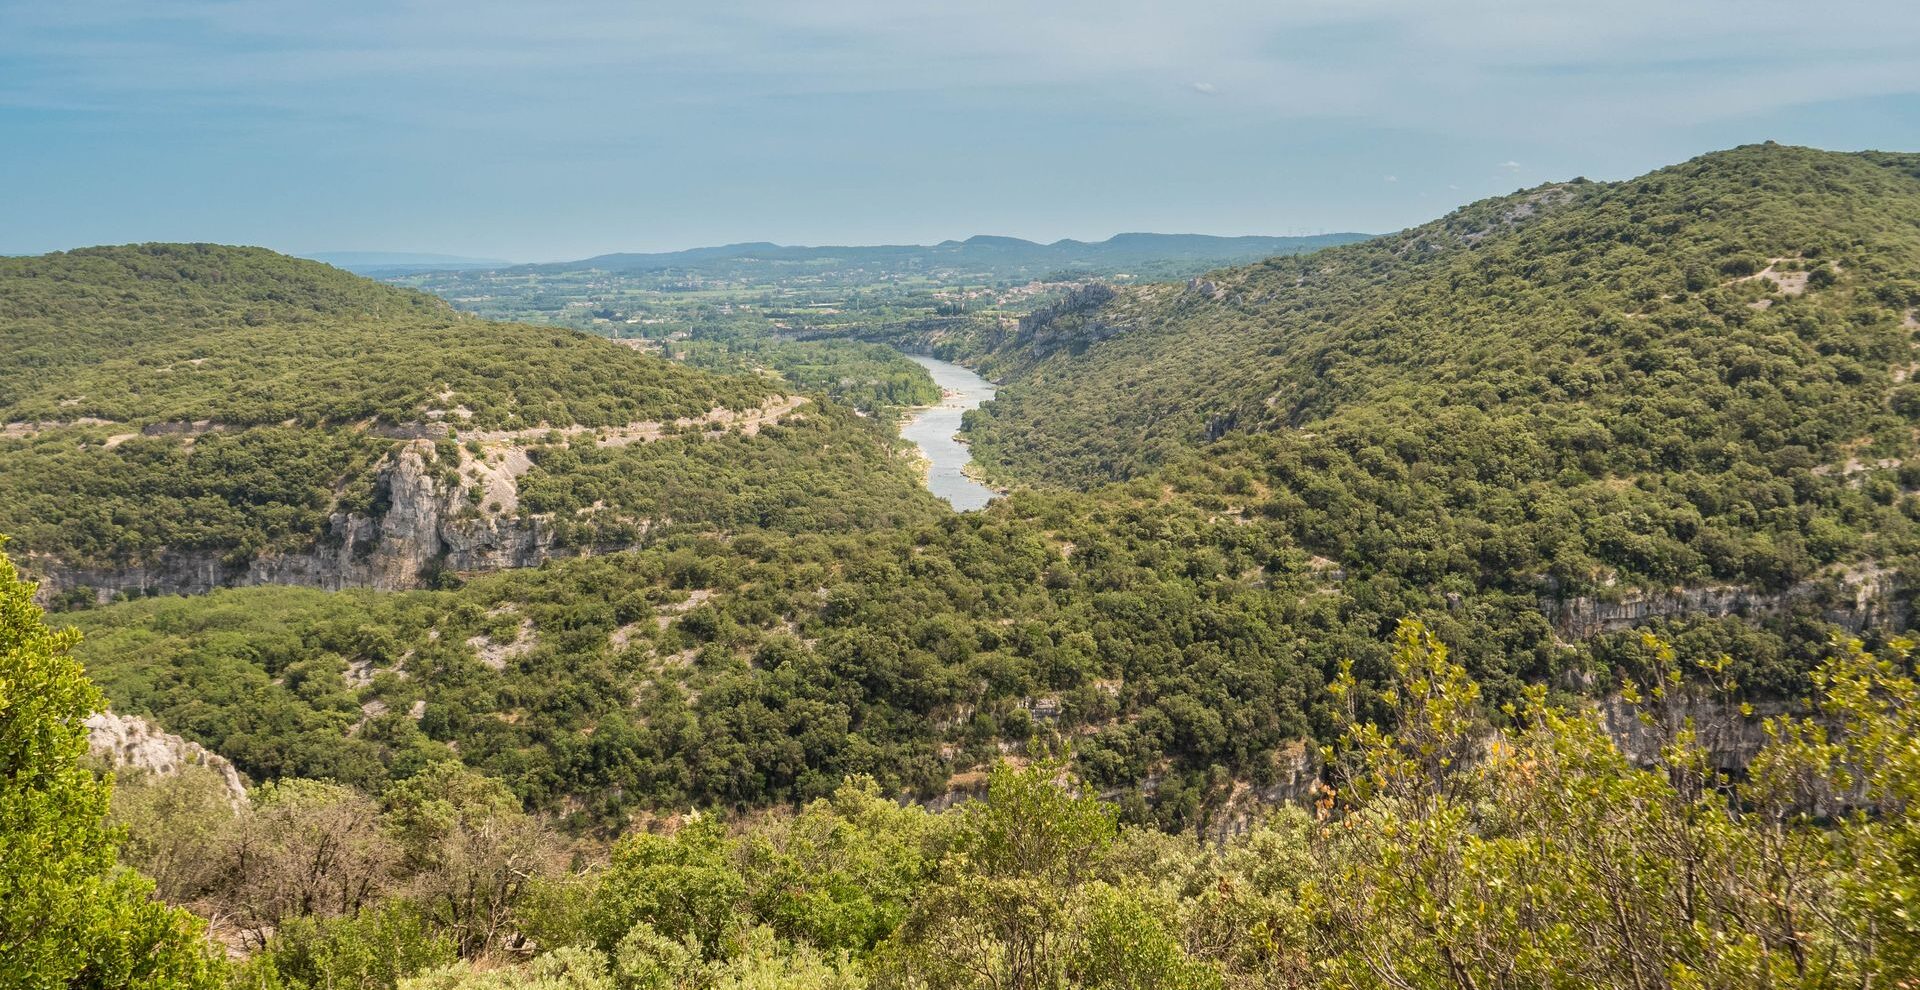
[32,398,806,602]
[1538,565,1905,640]
[85,709,248,805]
[34,438,559,600]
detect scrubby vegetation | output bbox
[72,591,1920,988]
[60,470,1878,833]
[965,145,1920,595]
[18,147,1920,988]
[0,245,936,571]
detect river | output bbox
[900,355,999,511]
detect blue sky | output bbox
[3,0,1918,261]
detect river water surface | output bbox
[900,355,999,511]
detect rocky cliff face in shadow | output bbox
[1539,565,1906,640]
[34,440,589,603]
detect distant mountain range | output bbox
[547,232,1372,277]
[303,251,511,274]
[311,233,1373,279]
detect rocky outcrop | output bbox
[32,397,804,603]
[86,709,248,806]
[1594,694,1788,774]
[35,440,589,602]
[1539,565,1906,640]
[1200,740,1324,840]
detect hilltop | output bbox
[0,245,937,596]
[954,144,1920,598]
[969,145,1920,487]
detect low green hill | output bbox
[1,245,936,583]
[963,144,1920,593]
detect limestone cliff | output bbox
[86,709,248,805]
[33,439,566,601]
[1538,564,1905,641]
[32,396,803,603]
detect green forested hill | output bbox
[0,245,937,575]
[971,144,1920,486]
[45,148,1920,828]
[35,148,1920,987]
[963,144,1920,593]
[0,243,769,427]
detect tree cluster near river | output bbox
[670,338,942,414]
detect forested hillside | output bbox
[15,545,1919,988]
[970,145,1920,485]
[45,149,1920,830]
[958,145,1920,598]
[0,245,938,590]
[19,146,1920,988]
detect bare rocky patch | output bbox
[654,588,715,630]
[86,709,247,805]
[1730,257,1813,296]
[2,416,118,439]
[467,607,537,670]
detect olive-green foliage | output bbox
[239,903,457,990]
[382,762,564,957]
[1,244,940,570]
[89,620,1920,990]
[0,546,221,989]
[561,780,930,961]
[58,489,1379,826]
[107,764,242,906]
[965,145,1920,594]
[1304,619,1916,988]
[105,758,575,989]
[0,244,761,428]
[66,453,1885,830]
[509,401,940,544]
[675,338,942,413]
[401,947,613,990]
[73,585,446,790]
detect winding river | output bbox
[900,355,999,511]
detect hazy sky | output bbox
[4,1,1918,261]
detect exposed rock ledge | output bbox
[86,709,248,806]
[1538,564,1904,640]
[33,439,583,601]
[32,396,806,603]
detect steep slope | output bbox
[43,147,1920,832]
[1,245,938,598]
[973,145,1920,484]
[964,144,1920,594]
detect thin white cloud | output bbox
[7,0,1917,137]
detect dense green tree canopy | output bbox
[0,547,220,989]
